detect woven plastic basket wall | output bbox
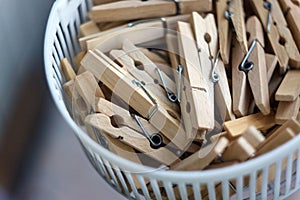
[44,0,300,199]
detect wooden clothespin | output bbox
[170,137,229,171]
[278,0,300,50]
[275,70,300,101]
[224,112,276,138]
[246,16,270,115]
[121,40,177,98]
[81,50,190,150]
[251,0,300,72]
[109,49,180,118]
[216,0,248,63]
[265,53,278,82]
[79,21,100,37]
[74,71,105,112]
[219,126,265,162]
[80,14,189,51]
[90,0,212,23]
[61,58,76,81]
[177,20,213,139]
[216,0,232,64]
[192,12,235,121]
[85,113,179,165]
[232,16,270,116]
[276,96,300,125]
[255,119,300,156]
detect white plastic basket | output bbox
[44,0,300,199]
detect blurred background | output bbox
[0,0,299,200]
[0,1,124,199]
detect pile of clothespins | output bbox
[60,0,300,188]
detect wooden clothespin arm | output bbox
[170,137,229,171]
[91,0,212,23]
[177,20,213,138]
[85,113,179,165]
[246,16,270,115]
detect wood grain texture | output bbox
[224,112,276,138]
[275,70,300,101]
[276,96,300,124]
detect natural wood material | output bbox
[216,0,232,64]
[79,21,100,37]
[265,54,278,82]
[86,113,179,165]
[256,119,300,156]
[224,112,276,138]
[177,20,213,135]
[170,137,229,171]
[246,16,270,115]
[81,50,190,150]
[231,38,251,117]
[74,71,105,111]
[276,96,300,124]
[278,0,300,50]
[251,0,300,72]
[91,0,212,23]
[275,70,300,101]
[61,58,76,81]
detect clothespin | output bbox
[278,0,300,50]
[90,0,212,23]
[85,113,179,165]
[225,0,248,54]
[79,14,189,51]
[109,49,180,117]
[177,20,213,139]
[192,12,235,121]
[251,0,300,73]
[216,126,265,163]
[73,51,86,73]
[265,53,278,82]
[61,58,76,81]
[79,21,100,37]
[81,49,191,150]
[275,70,300,101]
[224,112,276,138]
[74,71,105,112]
[121,40,177,101]
[232,16,270,116]
[216,0,232,64]
[170,137,229,171]
[256,119,300,156]
[276,96,300,124]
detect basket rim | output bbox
[44,0,300,182]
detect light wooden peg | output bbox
[242,126,265,149]
[91,0,212,23]
[85,113,179,165]
[224,112,276,138]
[275,70,300,101]
[74,71,105,111]
[251,0,300,72]
[79,21,100,37]
[276,96,300,125]
[278,0,300,50]
[228,0,248,53]
[265,53,278,82]
[170,137,229,171]
[61,58,76,81]
[216,0,232,64]
[231,38,251,117]
[177,20,213,136]
[246,16,270,115]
